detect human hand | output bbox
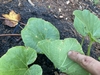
[68,51,100,75]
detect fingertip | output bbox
[68,51,81,61]
[68,51,72,56]
[68,51,77,56]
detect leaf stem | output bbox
[87,38,93,56]
[81,36,84,46]
[0,34,21,36]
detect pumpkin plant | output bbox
[73,9,100,55]
[21,18,89,75]
[1,9,100,75]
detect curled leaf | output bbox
[2,10,21,27]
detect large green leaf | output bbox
[73,10,100,43]
[21,18,60,53]
[0,46,42,75]
[38,38,89,75]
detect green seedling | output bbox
[21,18,89,75]
[21,18,60,53]
[73,10,100,56]
[98,57,100,60]
[0,46,42,75]
[2,13,99,75]
[48,5,51,8]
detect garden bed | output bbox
[0,0,100,75]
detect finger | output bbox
[68,51,100,75]
[68,51,85,63]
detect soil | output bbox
[0,0,100,75]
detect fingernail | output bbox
[68,51,72,55]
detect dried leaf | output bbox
[2,10,21,27]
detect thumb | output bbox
[68,51,100,75]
